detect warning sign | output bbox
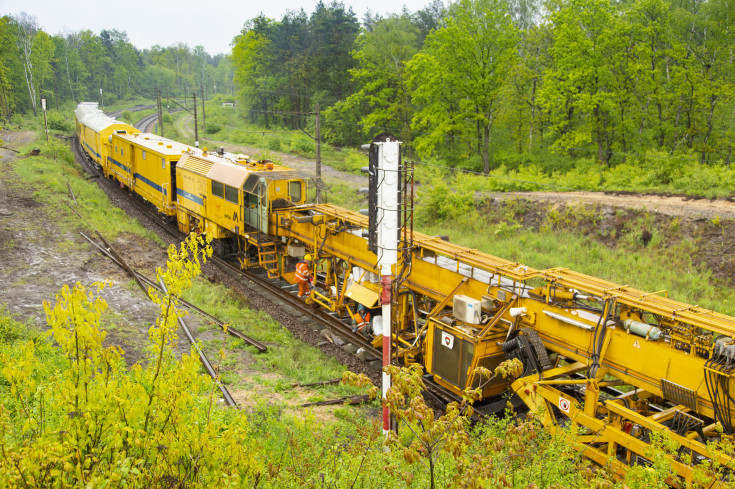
[441,331,454,349]
[632,340,641,349]
[558,397,571,413]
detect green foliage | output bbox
[0,234,261,487]
[0,305,31,343]
[42,138,74,163]
[45,112,71,132]
[120,110,134,122]
[205,122,221,134]
[408,0,517,173]
[416,176,475,222]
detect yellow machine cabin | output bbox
[175,149,306,262]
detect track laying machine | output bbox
[257,138,735,483]
[75,103,735,481]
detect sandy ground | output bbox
[488,191,735,221]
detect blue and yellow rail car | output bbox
[74,102,138,167]
[109,132,194,217]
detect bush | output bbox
[416,178,475,222]
[267,137,281,151]
[44,139,74,164]
[205,122,221,134]
[47,113,72,132]
[0,305,28,343]
[162,113,173,124]
[120,110,134,123]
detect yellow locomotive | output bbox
[76,102,735,482]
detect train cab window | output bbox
[211,181,224,198]
[142,150,146,160]
[121,148,124,156]
[115,145,118,153]
[161,157,165,169]
[289,181,301,202]
[225,185,238,204]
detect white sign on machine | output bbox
[441,331,455,349]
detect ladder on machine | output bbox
[257,241,279,279]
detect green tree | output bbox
[408,0,518,173]
[0,16,17,119]
[539,0,630,165]
[326,14,420,146]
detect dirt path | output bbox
[487,191,735,221]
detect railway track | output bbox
[136,107,184,132]
[105,104,155,119]
[70,134,474,412]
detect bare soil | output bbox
[488,191,735,221]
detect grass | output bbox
[418,206,735,316]
[170,98,368,174]
[10,137,161,244]
[6,126,362,402]
[182,279,361,395]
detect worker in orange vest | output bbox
[295,254,313,298]
[353,303,372,333]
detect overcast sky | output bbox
[2,0,433,55]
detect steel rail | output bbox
[158,278,238,408]
[79,231,268,352]
[211,256,383,360]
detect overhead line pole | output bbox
[201,78,206,134]
[315,103,321,203]
[193,92,199,148]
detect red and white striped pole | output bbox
[376,140,400,435]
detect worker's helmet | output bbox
[304,254,312,261]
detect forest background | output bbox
[2,0,735,197]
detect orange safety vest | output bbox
[356,310,372,331]
[295,261,310,282]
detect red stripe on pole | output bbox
[383,306,391,432]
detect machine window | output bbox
[142,150,146,160]
[121,148,124,156]
[211,181,224,198]
[289,181,301,202]
[115,145,118,153]
[225,185,238,204]
[161,157,165,169]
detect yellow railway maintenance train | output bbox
[76,102,735,482]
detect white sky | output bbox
[1,0,433,55]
